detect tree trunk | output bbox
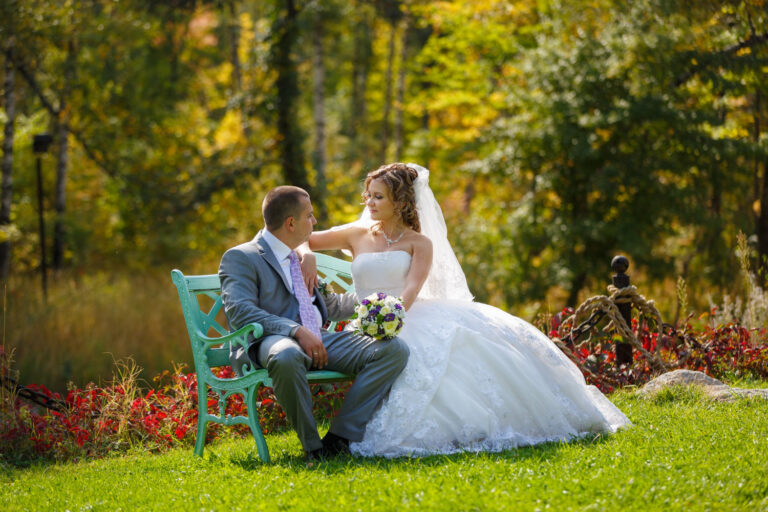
[272,0,309,191]
[52,40,75,270]
[52,112,68,270]
[756,90,768,276]
[227,0,251,140]
[566,271,587,308]
[758,161,768,276]
[348,6,372,168]
[380,20,396,163]
[394,17,408,161]
[753,90,768,280]
[754,90,761,214]
[312,12,328,221]
[0,45,16,281]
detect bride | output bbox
[304,163,630,458]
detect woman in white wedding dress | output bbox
[306,163,630,458]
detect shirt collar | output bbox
[262,229,293,262]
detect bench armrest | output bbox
[194,321,264,351]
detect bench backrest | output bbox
[171,253,354,368]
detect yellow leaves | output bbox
[545,189,562,209]
[595,128,612,142]
[708,122,749,140]
[187,8,218,47]
[428,90,482,111]
[0,224,21,244]
[424,90,500,144]
[587,189,603,205]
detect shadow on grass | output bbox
[227,430,615,474]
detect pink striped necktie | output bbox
[288,251,322,339]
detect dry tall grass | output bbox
[3,271,192,391]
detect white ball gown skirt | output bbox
[348,252,630,458]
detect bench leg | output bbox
[194,379,209,457]
[247,385,271,463]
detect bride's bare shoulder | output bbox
[410,231,432,249]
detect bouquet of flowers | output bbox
[351,293,406,340]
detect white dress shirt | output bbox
[261,230,323,329]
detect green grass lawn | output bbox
[2,389,767,511]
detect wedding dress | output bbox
[346,164,630,458]
[348,250,630,458]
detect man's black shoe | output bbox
[304,448,325,463]
[321,432,350,457]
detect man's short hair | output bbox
[262,186,310,231]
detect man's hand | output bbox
[295,326,327,369]
[300,252,319,293]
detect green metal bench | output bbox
[170,253,354,462]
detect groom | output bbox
[219,186,409,460]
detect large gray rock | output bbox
[639,369,768,402]
[640,370,727,395]
[708,387,768,402]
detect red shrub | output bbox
[0,355,349,465]
[554,308,768,393]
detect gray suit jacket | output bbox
[219,230,357,373]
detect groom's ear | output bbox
[284,215,296,232]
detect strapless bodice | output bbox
[351,250,412,299]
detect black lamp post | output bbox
[611,255,633,365]
[33,133,53,301]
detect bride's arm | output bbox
[308,226,365,253]
[296,226,364,291]
[400,237,433,310]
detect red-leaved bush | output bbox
[0,348,349,465]
[3,315,767,464]
[551,308,768,393]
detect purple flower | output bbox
[377,292,387,300]
[383,313,396,322]
[394,303,402,310]
[361,299,371,306]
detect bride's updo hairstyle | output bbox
[364,163,421,233]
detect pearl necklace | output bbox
[382,228,405,247]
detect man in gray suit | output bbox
[219,186,409,460]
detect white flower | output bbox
[366,323,379,336]
[380,306,392,316]
[356,305,369,318]
[383,320,399,336]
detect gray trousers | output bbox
[256,331,409,452]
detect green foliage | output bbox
[2,0,768,386]
[464,0,765,305]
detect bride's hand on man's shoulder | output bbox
[299,252,319,292]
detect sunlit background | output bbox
[1,0,766,390]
